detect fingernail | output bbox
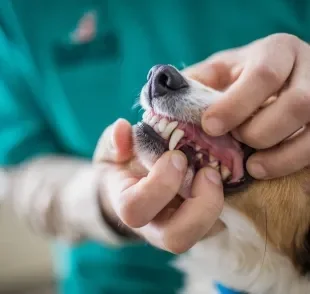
[248,162,267,179]
[171,153,187,172]
[203,117,224,135]
[204,168,222,185]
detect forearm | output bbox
[5,155,133,245]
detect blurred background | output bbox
[0,171,55,294]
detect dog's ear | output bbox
[295,228,310,276]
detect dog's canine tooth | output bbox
[221,164,231,180]
[158,118,169,132]
[169,129,185,150]
[149,115,159,127]
[162,121,179,139]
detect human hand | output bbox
[185,33,310,180]
[93,119,225,253]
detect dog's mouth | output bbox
[139,110,255,194]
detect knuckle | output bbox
[198,198,224,221]
[206,199,224,216]
[204,51,225,64]
[271,33,299,45]
[241,127,269,149]
[289,89,310,118]
[154,173,180,196]
[159,181,178,197]
[252,63,282,85]
[118,194,148,228]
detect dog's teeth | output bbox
[209,161,219,168]
[195,144,201,151]
[208,154,219,168]
[149,115,159,127]
[221,165,231,181]
[169,129,185,150]
[158,118,169,132]
[154,124,160,133]
[196,153,203,159]
[196,153,204,165]
[209,154,220,169]
[143,111,152,122]
[162,121,179,139]
[209,154,217,162]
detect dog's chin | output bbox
[133,122,256,198]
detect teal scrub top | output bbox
[1,1,310,293]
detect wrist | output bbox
[97,164,140,240]
[59,166,130,245]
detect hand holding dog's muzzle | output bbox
[93,119,225,253]
[193,33,310,181]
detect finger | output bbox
[247,126,310,179]
[234,88,310,149]
[149,167,224,254]
[202,48,296,136]
[93,118,133,163]
[234,56,310,149]
[116,151,188,228]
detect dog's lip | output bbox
[223,145,256,195]
[138,122,256,196]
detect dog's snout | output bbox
[148,65,188,98]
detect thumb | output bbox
[93,118,133,163]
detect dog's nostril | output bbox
[150,65,188,98]
[157,72,169,88]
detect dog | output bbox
[130,64,310,293]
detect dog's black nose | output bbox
[148,65,188,98]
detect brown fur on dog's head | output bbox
[132,64,310,278]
